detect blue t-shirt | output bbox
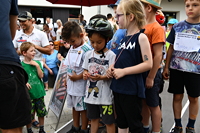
[107,29,126,54]
[0,0,20,63]
[110,30,146,98]
[167,20,200,74]
[43,50,59,68]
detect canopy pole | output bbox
[97,6,101,14]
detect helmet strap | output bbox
[97,44,106,58]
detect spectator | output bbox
[46,17,54,31]
[0,1,32,133]
[32,18,40,30]
[78,14,87,26]
[13,11,51,61]
[43,41,59,91]
[56,19,63,41]
[107,13,114,29]
[43,24,56,41]
[57,41,70,64]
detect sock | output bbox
[186,118,196,128]
[143,125,150,133]
[80,129,88,133]
[27,128,32,132]
[39,125,44,130]
[73,125,80,131]
[175,118,182,127]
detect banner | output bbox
[48,60,68,117]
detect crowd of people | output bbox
[0,0,200,133]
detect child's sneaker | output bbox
[27,128,33,133]
[67,126,80,133]
[39,128,46,133]
[186,127,195,133]
[170,126,183,133]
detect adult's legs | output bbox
[51,67,59,80]
[43,68,49,90]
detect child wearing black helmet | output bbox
[83,15,116,133]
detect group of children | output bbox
[19,0,200,133]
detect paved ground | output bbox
[22,88,72,133]
[21,80,200,133]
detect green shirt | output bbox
[21,60,46,99]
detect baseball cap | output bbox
[108,0,121,8]
[18,11,32,21]
[167,18,178,24]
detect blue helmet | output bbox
[167,18,178,24]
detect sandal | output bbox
[32,121,40,128]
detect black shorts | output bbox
[86,103,115,125]
[0,65,32,129]
[168,69,200,97]
[113,92,143,133]
[145,69,162,107]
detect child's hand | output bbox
[26,83,31,90]
[145,77,154,89]
[68,71,79,81]
[83,70,89,80]
[112,68,125,79]
[162,68,169,80]
[89,74,101,81]
[106,64,114,78]
[29,60,39,67]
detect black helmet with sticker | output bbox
[85,18,113,40]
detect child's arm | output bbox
[145,41,163,88]
[30,60,43,78]
[163,44,174,80]
[112,33,152,79]
[68,71,83,81]
[89,74,109,81]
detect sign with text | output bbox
[48,60,67,117]
[174,32,200,53]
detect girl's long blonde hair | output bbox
[118,0,146,29]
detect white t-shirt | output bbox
[63,43,91,96]
[82,49,116,105]
[13,27,49,61]
[44,30,56,41]
[48,23,54,31]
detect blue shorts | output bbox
[145,69,162,107]
[0,64,31,129]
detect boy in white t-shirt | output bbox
[83,15,116,133]
[62,21,91,133]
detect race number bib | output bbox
[174,32,200,52]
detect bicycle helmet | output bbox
[85,18,113,58]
